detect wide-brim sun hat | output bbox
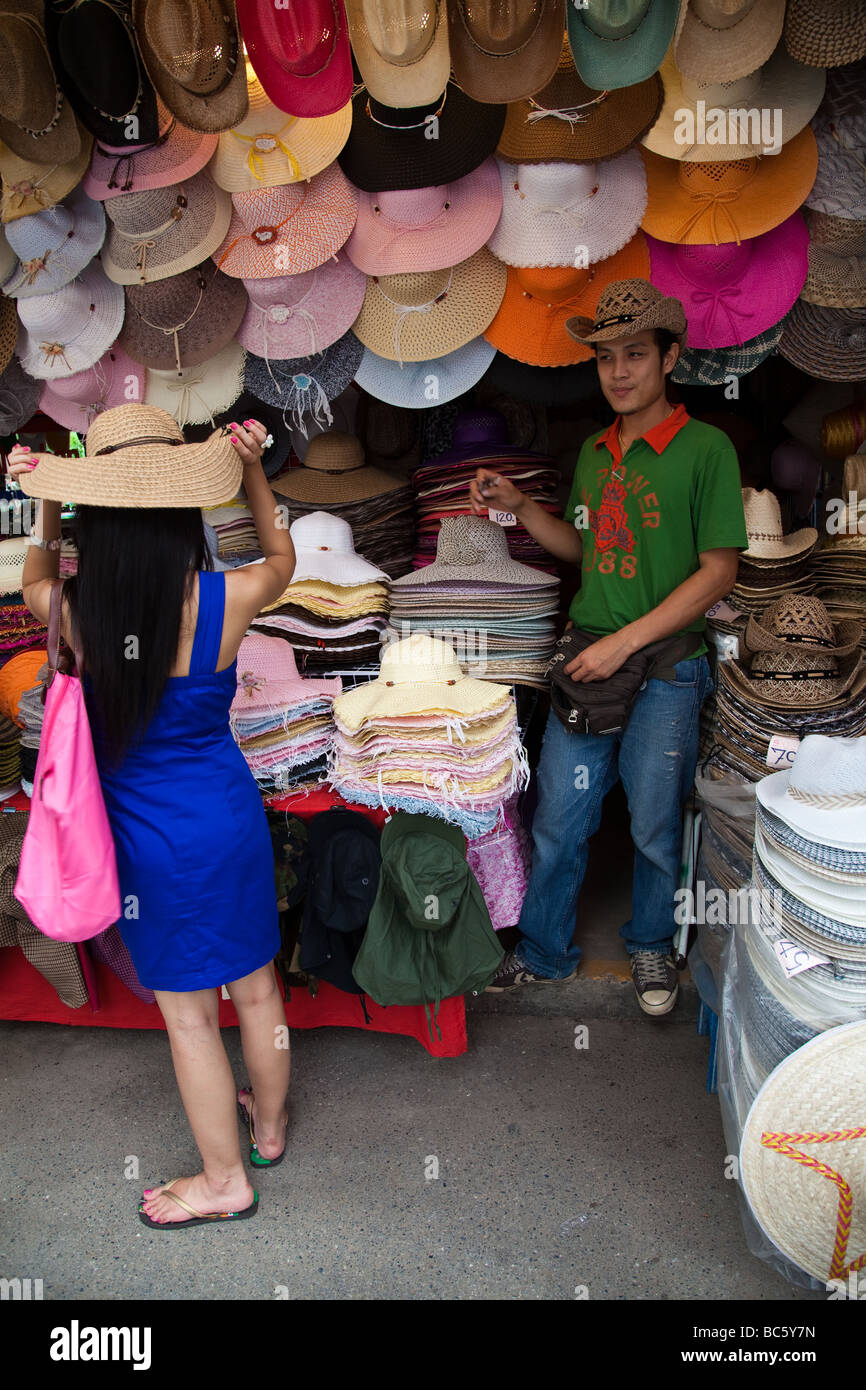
[722,643,866,710]
[778,302,866,382]
[565,273,686,347]
[16,260,126,380]
[346,0,451,109]
[118,260,249,371]
[355,337,496,408]
[755,735,866,850]
[44,0,160,148]
[488,151,648,268]
[102,171,233,285]
[351,248,507,364]
[133,0,250,134]
[336,82,507,194]
[333,631,512,729]
[144,338,246,426]
[236,0,354,119]
[344,157,502,276]
[567,0,687,91]
[0,538,31,598]
[0,129,94,225]
[805,120,866,221]
[783,0,866,68]
[495,40,663,165]
[236,254,364,360]
[213,164,358,279]
[231,631,341,710]
[802,225,866,309]
[270,429,405,504]
[640,126,819,245]
[447,0,564,105]
[674,0,786,83]
[243,328,364,431]
[18,401,243,507]
[0,0,84,165]
[392,514,554,588]
[646,215,808,349]
[488,235,652,366]
[744,594,862,660]
[39,345,146,433]
[740,488,817,561]
[0,297,18,376]
[0,356,42,434]
[1,182,106,300]
[642,43,826,162]
[84,102,219,202]
[671,322,783,385]
[208,59,352,193]
[289,510,389,585]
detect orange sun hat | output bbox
[0,649,48,725]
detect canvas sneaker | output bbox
[484,949,577,993]
[631,951,679,1016]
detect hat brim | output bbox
[144,340,246,426]
[2,184,106,299]
[0,130,93,224]
[353,247,507,362]
[209,100,352,191]
[719,648,866,711]
[235,0,354,118]
[447,0,564,105]
[44,0,160,146]
[17,266,125,379]
[243,330,364,412]
[567,0,685,90]
[334,674,512,731]
[119,263,250,370]
[103,178,234,286]
[19,428,244,507]
[133,0,250,134]
[755,767,866,850]
[213,165,357,279]
[235,256,366,361]
[742,529,818,561]
[744,613,863,659]
[39,346,145,432]
[496,71,663,165]
[347,0,451,108]
[354,338,496,407]
[778,300,866,381]
[671,324,783,384]
[675,0,786,81]
[83,122,219,202]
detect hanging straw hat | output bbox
[447,0,564,105]
[235,256,365,361]
[39,345,146,433]
[44,0,160,147]
[640,128,819,245]
[779,302,866,382]
[84,101,218,202]
[783,0,866,68]
[646,217,808,349]
[0,129,94,225]
[212,165,358,279]
[488,152,648,268]
[118,260,248,371]
[288,511,389,584]
[243,328,364,434]
[333,631,511,729]
[670,323,784,385]
[567,0,687,92]
[208,60,352,193]
[144,338,246,426]
[270,430,405,504]
[102,172,233,285]
[740,489,817,561]
[675,0,786,82]
[744,594,862,660]
[355,337,496,407]
[133,0,249,134]
[392,514,553,588]
[346,0,450,108]
[17,401,243,507]
[802,222,866,309]
[0,296,19,375]
[16,261,126,380]
[805,121,866,222]
[0,357,42,434]
[566,275,686,346]
[351,248,507,364]
[1,184,106,300]
[495,39,663,165]
[236,0,353,119]
[0,0,83,165]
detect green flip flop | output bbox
[237,1087,287,1168]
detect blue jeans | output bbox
[516,657,714,977]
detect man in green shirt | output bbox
[472,279,747,1015]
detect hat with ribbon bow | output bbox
[133,0,249,133]
[118,259,248,370]
[0,0,84,164]
[213,165,358,278]
[83,98,218,202]
[1,183,106,299]
[102,171,233,284]
[230,631,342,711]
[39,345,145,432]
[143,337,245,425]
[0,129,94,225]
[16,259,125,379]
[235,256,365,361]
[236,0,353,118]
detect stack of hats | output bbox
[13,674,46,797]
[251,512,389,676]
[269,431,414,579]
[0,541,48,656]
[328,633,530,839]
[386,514,560,688]
[229,633,341,794]
[810,455,866,648]
[713,490,818,631]
[0,709,21,793]
[411,408,561,575]
[200,501,260,565]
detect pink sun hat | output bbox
[646,213,809,350]
[236,253,366,359]
[236,0,353,119]
[343,157,504,276]
[38,345,145,432]
[231,631,343,711]
[213,163,358,278]
[83,100,219,202]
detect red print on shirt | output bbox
[588,476,635,554]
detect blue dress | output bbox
[84,570,281,992]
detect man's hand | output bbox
[564,631,635,682]
[469,468,525,517]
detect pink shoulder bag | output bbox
[14,578,121,941]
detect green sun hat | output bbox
[566,0,687,92]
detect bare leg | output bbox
[141,985,254,1224]
[227,963,290,1160]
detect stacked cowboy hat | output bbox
[386,514,561,688]
[709,489,818,631]
[809,455,866,648]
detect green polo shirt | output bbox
[563,405,748,658]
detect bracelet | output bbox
[28,537,62,551]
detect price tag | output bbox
[766,733,800,769]
[488,508,517,527]
[706,599,745,622]
[773,938,831,979]
[708,630,739,662]
[220,984,230,999]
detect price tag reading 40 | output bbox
[766,733,800,769]
[488,509,517,527]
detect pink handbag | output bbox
[14,578,121,942]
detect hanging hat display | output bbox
[1,183,106,299]
[779,302,866,382]
[805,121,866,221]
[144,337,246,425]
[102,171,233,284]
[567,0,687,92]
[802,213,866,308]
[0,128,94,225]
[783,0,866,68]
[16,260,126,379]
[446,0,564,105]
[118,260,249,370]
[243,328,364,433]
[235,0,354,118]
[674,0,787,83]
[39,344,145,433]
[84,101,219,201]
[670,322,785,386]
[0,0,84,165]
[270,430,405,505]
[0,357,42,434]
[44,0,160,147]
[212,165,358,278]
[355,337,497,408]
[346,0,451,108]
[236,256,365,361]
[0,298,20,376]
[132,0,249,134]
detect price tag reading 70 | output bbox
[766,734,800,769]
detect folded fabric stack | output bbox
[809,455,866,650]
[0,541,48,657]
[386,514,560,689]
[0,711,21,794]
[229,633,341,794]
[412,410,561,576]
[251,512,389,676]
[201,502,259,565]
[328,633,529,839]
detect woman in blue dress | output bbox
[13,405,295,1228]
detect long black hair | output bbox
[65,506,212,773]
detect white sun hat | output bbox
[144,339,246,427]
[288,511,389,587]
[755,736,866,852]
[1,183,106,298]
[16,259,125,379]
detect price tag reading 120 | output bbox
[766,733,800,769]
[488,509,517,527]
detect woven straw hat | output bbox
[744,594,862,660]
[16,260,125,380]
[784,0,866,68]
[566,275,686,347]
[640,128,819,245]
[289,510,389,585]
[1,184,106,300]
[779,302,866,382]
[567,0,687,91]
[740,489,817,561]
[0,538,29,598]
[346,0,450,108]
[231,631,341,710]
[646,216,808,349]
[44,0,159,147]
[270,430,404,504]
[723,641,866,709]
[0,356,42,433]
[118,260,248,371]
[236,256,365,361]
[236,0,353,119]
[243,329,364,433]
[488,237,652,366]
[18,401,243,506]
[39,345,146,433]
[351,248,507,364]
[102,172,233,285]
[0,0,84,165]
[642,43,826,162]
[488,152,648,268]
[208,60,352,193]
[670,322,783,385]
[333,631,511,729]
[495,39,663,165]
[447,0,564,105]
[803,223,866,309]
[0,297,18,376]
[133,0,249,134]
[344,158,502,276]
[806,121,866,222]
[675,0,786,82]
[816,58,866,144]
[84,102,219,202]
[355,337,496,407]
[213,165,358,279]
[755,736,866,848]
[0,227,13,285]
[392,514,553,588]
[144,338,245,426]
[0,129,93,225]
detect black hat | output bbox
[298,809,381,994]
[336,84,506,193]
[183,391,291,480]
[45,0,159,147]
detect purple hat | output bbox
[236,253,365,361]
[771,439,822,517]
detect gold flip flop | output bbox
[138,1179,258,1229]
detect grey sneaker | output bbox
[631,951,678,1016]
[484,949,577,993]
